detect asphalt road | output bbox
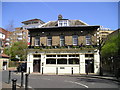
[2,70,120,89]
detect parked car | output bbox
[17,63,27,72]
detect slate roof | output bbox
[41,19,89,28]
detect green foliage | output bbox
[4,40,28,61]
[101,32,120,58]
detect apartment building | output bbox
[99,28,114,39]
[10,19,45,45]
[22,19,45,29]
[0,28,10,70]
[27,15,100,75]
[10,27,29,45]
[0,28,11,53]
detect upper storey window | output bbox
[60,35,65,46]
[73,35,78,46]
[86,36,91,45]
[47,36,52,46]
[35,37,40,46]
[58,20,69,26]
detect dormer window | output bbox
[58,20,69,26]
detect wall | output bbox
[27,50,100,75]
[30,29,97,46]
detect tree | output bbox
[4,40,28,61]
[102,32,119,59]
[5,20,15,32]
[101,31,120,75]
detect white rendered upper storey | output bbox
[22,19,45,29]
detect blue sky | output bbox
[2,2,118,30]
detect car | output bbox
[17,63,27,72]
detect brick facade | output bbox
[30,29,98,46]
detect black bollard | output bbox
[42,67,43,75]
[29,67,30,74]
[25,74,29,90]
[8,70,11,84]
[71,67,73,75]
[21,71,24,87]
[86,65,88,75]
[12,78,17,90]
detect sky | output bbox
[1,2,118,30]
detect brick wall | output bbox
[52,36,60,46]
[40,37,47,46]
[30,29,98,46]
[32,37,35,46]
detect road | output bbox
[2,70,120,89]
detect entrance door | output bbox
[33,60,40,72]
[85,60,94,73]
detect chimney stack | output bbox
[58,14,63,20]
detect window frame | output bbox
[86,36,91,45]
[73,35,78,46]
[47,36,52,46]
[60,35,65,46]
[58,20,69,26]
[35,36,40,46]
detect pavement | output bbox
[2,82,33,90]
[2,82,20,89]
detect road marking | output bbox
[64,80,88,88]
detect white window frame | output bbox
[47,36,52,46]
[60,35,65,46]
[58,20,69,26]
[86,36,91,45]
[73,35,78,46]
[35,36,40,46]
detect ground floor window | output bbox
[57,59,67,64]
[46,59,56,64]
[33,54,41,58]
[68,58,79,64]
[46,55,56,57]
[57,55,67,57]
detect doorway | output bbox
[33,60,40,72]
[85,60,94,73]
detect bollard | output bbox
[42,67,43,75]
[56,67,58,75]
[12,78,17,90]
[21,71,24,87]
[8,70,11,84]
[71,67,73,75]
[29,67,30,74]
[25,74,29,90]
[86,65,88,75]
